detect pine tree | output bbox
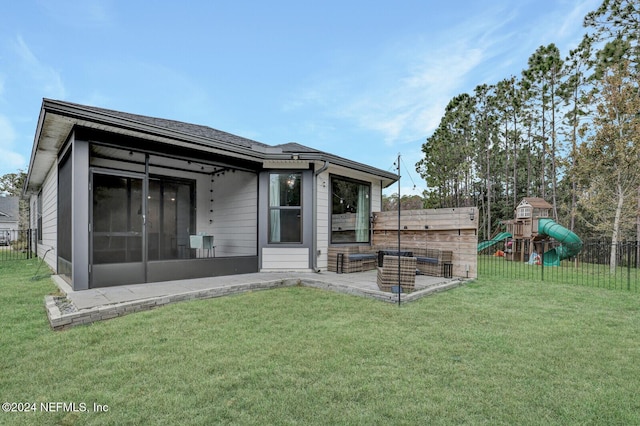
[576,61,640,271]
[560,35,594,233]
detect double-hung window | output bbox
[269,173,302,243]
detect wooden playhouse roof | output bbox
[518,197,553,209]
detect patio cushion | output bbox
[348,253,377,261]
[416,256,438,264]
[329,246,378,273]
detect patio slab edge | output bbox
[300,278,466,303]
[45,278,301,330]
[44,276,468,330]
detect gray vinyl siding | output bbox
[371,181,383,212]
[38,164,57,270]
[261,247,309,270]
[210,171,258,256]
[316,170,330,270]
[144,165,258,257]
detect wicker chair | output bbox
[376,255,416,293]
[416,249,454,277]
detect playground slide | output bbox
[537,218,583,266]
[477,232,512,252]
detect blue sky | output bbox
[1,0,599,194]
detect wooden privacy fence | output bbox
[372,208,478,279]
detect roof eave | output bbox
[24,99,399,192]
[42,99,267,161]
[23,101,48,196]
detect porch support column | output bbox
[71,135,90,290]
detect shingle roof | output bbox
[63,101,272,150]
[48,100,383,169]
[25,99,399,193]
[274,142,322,153]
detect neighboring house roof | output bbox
[25,99,398,194]
[519,197,553,209]
[0,196,19,224]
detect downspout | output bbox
[312,161,330,272]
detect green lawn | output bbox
[1,259,639,425]
[479,254,640,292]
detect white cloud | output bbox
[75,59,222,132]
[282,0,595,198]
[555,0,600,40]
[284,4,513,146]
[0,115,26,174]
[12,35,67,99]
[0,150,26,173]
[331,35,488,145]
[0,115,17,147]
[286,0,595,150]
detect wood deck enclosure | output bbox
[371,207,478,279]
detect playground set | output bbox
[478,198,583,266]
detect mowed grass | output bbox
[479,254,640,292]
[1,260,640,425]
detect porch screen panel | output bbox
[92,174,143,264]
[147,178,194,261]
[57,152,72,268]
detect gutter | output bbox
[292,152,397,183]
[312,161,330,272]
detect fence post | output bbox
[477,238,638,292]
[29,229,34,260]
[628,241,632,291]
[540,241,545,282]
[27,229,32,259]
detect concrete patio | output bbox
[45,271,467,330]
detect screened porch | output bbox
[83,141,260,288]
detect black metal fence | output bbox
[0,229,35,261]
[478,239,640,292]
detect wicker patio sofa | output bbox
[376,255,417,293]
[328,246,378,273]
[415,248,453,277]
[328,245,454,277]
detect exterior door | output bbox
[90,171,146,287]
